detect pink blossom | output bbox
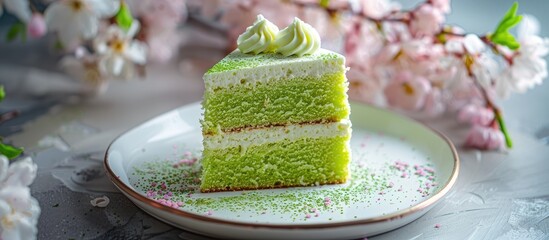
[185,0,223,19]
[344,19,385,68]
[422,88,445,116]
[429,0,451,14]
[458,104,494,126]
[146,30,182,63]
[347,67,383,104]
[409,5,444,37]
[375,39,444,79]
[27,13,47,38]
[384,71,432,111]
[360,0,399,19]
[130,0,187,30]
[294,0,348,42]
[127,0,186,62]
[464,125,505,150]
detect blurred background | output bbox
[0,1,548,239]
[0,0,547,141]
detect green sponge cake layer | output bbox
[202,48,348,133]
[202,72,349,134]
[200,122,351,192]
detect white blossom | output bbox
[0,0,31,22]
[93,21,147,80]
[444,34,485,54]
[463,34,485,54]
[0,156,40,240]
[60,47,109,94]
[44,0,120,49]
[471,54,499,88]
[496,16,549,98]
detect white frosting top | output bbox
[203,49,346,92]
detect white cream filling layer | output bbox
[203,119,351,150]
[204,51,345,91]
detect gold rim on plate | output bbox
[104,103,460,229]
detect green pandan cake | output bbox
[200,15,351,192]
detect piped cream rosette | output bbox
[237,15,321,57]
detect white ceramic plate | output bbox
[105,102,459,240]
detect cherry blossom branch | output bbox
[288,0,411,25]
[465,58,513,148]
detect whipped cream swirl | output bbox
[274,17,321,57]
[237,14,279,54]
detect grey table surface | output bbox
[1,0,549,239]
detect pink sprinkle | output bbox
[315,213,319,217]
[388,182,394,188]
[361,143,366,147]
[324,202,331,206]
[324,197,331,202]
[177,201,184,206]
[428,176,435,180]
[151,182,157,187]
[184,151,192,156]
[167,191,173,196]
[146,190,156,197]
[415,170,426,176]
[401,172,408,178]
[425,168,435,173]
[163,194,171,200]
[305,214,311,219]
[414,164,419,170]
[206,210,213,216]
[435,224,441,228]
[161,183,167,190]
[179,158,196,166]
[417,188,423,193]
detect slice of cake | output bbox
[200,15,351,192]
